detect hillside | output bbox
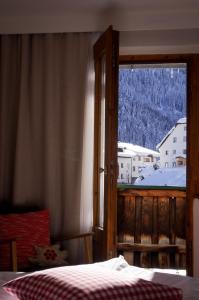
[118,67,186,150]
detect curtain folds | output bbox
[0,32,96,263]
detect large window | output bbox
[118,63,187,187]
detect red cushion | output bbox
[3,265,183,300]
[0,210,50,270]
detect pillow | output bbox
[95,255,129,271]
[29,244,68,267]
[3,264,183,300]
[0,210,50,270]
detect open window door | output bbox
[93,26,119,261]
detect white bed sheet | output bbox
[120,265,199,300]
[0,260,199,300]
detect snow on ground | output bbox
[135,166,186,187]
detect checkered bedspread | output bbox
[3,265,183,299]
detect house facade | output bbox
[157,117,186,168]
[118,142,160,184]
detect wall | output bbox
[0,5,199,55]
[118,156,132,184]
[159,123,187,168]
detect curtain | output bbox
[0,32,96,263]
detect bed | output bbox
[0,256,198,300]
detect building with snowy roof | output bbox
[118,142,160,184]
[156,117,187,168]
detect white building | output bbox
[118,142,160,184]
[156,117,186,168]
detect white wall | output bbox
[119,29,199,54]
[118,154,159,183]
[159,123,186,168]
[118,156,132,183]
[0,4,199,56]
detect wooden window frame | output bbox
[119,54,199,276]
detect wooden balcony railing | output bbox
[117,185,186,269]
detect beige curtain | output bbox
[0,33,96,263]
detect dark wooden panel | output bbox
[134,196,142,265]
[117,195,135,241]
[117,243,183,252]
[169,197,176,244]
[135,197,142,243]
[119,54,193,65]
[152,197,159,244]
[176,197,186,239]
[151,197,159,266]
[119,189,186,198]
[141,197,153,239]
[158,197,170,241]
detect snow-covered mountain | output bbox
[118,67,186,150]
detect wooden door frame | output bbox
[119,54,199,276]
[93,27,119,261]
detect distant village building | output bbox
[118,142,160,184]
[156,117,186,168]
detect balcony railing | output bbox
[117,185,186,269]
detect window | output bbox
[165,162,168,167]
[165,150,168,155]
[183,149,186,154]
[138,156,141,161]
[173,137,177,143]
[172,162,176,167]
[121,174,123,179]
[144,157,150,162]
[173,149,176,154]
[121,163,123,168]
[133,166,135,172]
[184,126,186,131]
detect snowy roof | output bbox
[118,142,160,157]
[156,117,186,149]
[135,166,186,187]
[118,149,136,158]
[177,117,186,124]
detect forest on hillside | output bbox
[118,66,187,150]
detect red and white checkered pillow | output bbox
[3,264,183,300]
